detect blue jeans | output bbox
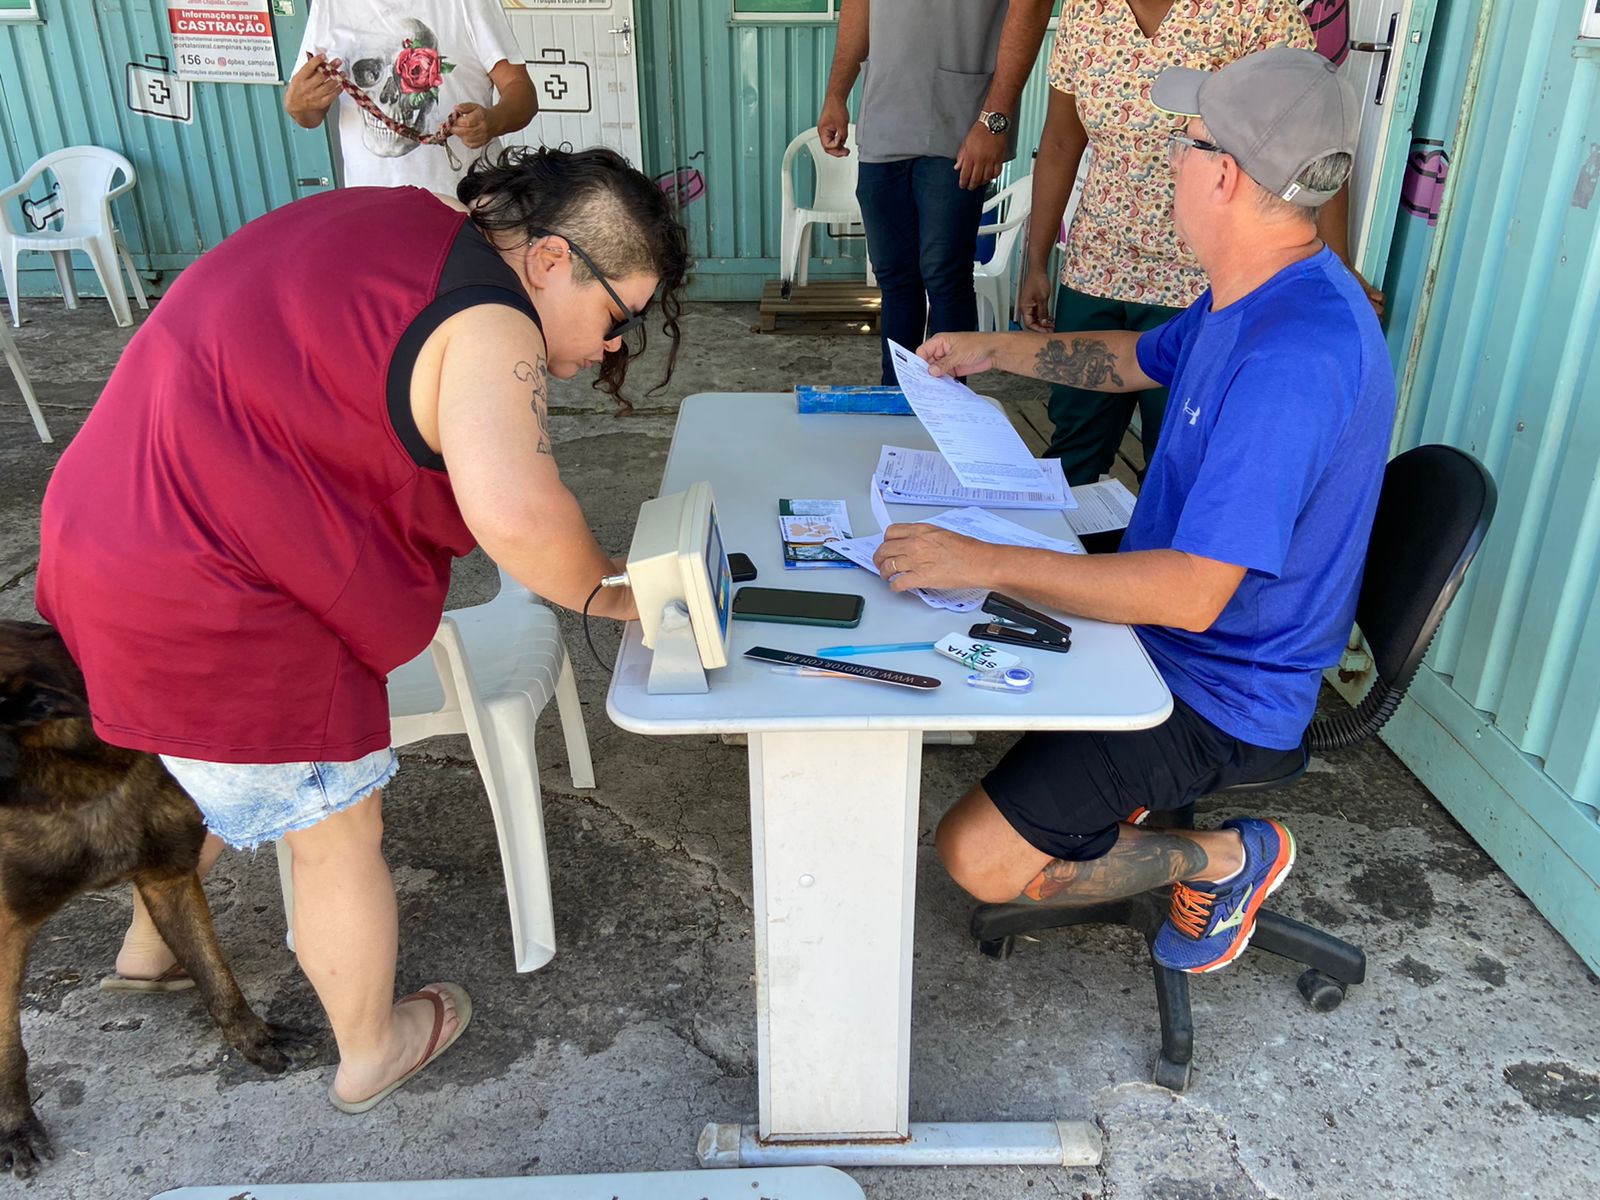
[856,157,988,385]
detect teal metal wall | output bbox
[1381,0,1600,974]
[0,0,333,300]
[4,2,1057,303]
[637,3,1058,301]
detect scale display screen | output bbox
[706,510,733,637]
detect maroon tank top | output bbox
[36,187,540,762]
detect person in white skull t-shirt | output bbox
[286,0,537,193]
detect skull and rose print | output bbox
[298,1,523,192]
[338,19,456,158]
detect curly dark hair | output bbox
[458,145,691,408]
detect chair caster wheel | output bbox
[1297,969,1347,1012]
[1153,1054,1191,1092]
[978,935,1013,960]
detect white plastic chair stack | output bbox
[276,568,594,973]
[779,125,872,296]
[0,146,149,329]
[973,174,1035,334]
[1042,155,1091,301]
[976,162,1091,334]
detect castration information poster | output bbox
[167,0,281,84]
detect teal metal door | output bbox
[1342,0,1442,281]
[272,1,339,196]
[0,0,336,297]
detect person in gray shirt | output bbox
[818,0,1053,384]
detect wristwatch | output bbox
[978,110,1011,135]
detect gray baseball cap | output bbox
[1151,47,1358,206]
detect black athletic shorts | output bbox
[982,695,1294,862]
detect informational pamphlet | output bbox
[777,498,857,569]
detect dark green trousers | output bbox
[1045,284,1183,485]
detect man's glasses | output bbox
[1168,131,1228,160]
[535,229,651,344]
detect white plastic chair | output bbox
[973,174,1034,333]
[0,147,149,329]
[0,322,48,442]
[1054,158,1089,255]
[276,568,594,973]
[779,125,872,295]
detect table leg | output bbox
[747,728,920,1140]
[698,727,1102,1171]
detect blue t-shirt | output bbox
[1127,247,1395,750]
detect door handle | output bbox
[296,176,330,187]
[1348,12,1400,106]
[607,17,633,55]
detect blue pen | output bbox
[814,641,937,657]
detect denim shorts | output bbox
[159,748,399,849]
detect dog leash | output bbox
[308,53,464,171]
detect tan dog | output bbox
[0,619,305,1179]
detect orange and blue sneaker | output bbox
[1152,818,1296,974]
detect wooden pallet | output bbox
[758,279,881,332]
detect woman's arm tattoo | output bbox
[513,358,552,454]
[1034,337,1126,389]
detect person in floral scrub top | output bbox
[1017,0,1381,487]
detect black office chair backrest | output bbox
[1309,444,1497,752]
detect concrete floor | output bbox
[1,299,1596,1200]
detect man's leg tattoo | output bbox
[1018,829,1211,906]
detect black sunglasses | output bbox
[1169,131,1229,158]
[534,229,651,343]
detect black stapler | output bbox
[967,592,1072,653]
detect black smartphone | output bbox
[728,552,758,583]
[731,586,864,628]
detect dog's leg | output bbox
[133,872,310,1074]
[0,908,52,1179]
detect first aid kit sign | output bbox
[167,1,281,84]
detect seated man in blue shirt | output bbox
[874,48,1395,974]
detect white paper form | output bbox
[928,507,1086,557]
[827,507,1085,612]
[887,339,1068,498]
[824,532,988,612]
[1064,478,1138,536]
[869,473,893,533]
[875,446,1074,511]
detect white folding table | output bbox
[607,393,1172,1169]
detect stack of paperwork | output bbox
[795,342,1131,613]
[875,446,1069,510]
[886,340,1074,510]
[828,507,1084,613]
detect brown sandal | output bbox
[327,983,473,1114]
[99,964,195,993]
